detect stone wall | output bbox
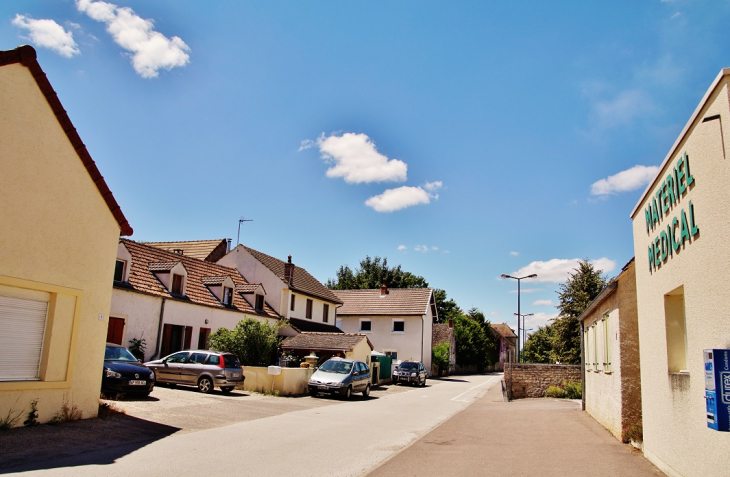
[504,363,581,399]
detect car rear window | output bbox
[206,355,220,365]
[223,355,241,368]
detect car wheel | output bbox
[198,377,214,394]
[421,376,427,387]
[342,386,352,400]
[309,389,318,397]
[220,386,234,394]
[363,384,370,398]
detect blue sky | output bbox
[4,0,730,334]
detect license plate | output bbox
[318,385,328,390]
[231,373,240,378]
[129,380,146,386]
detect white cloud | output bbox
[397,245,407,251]
[524,312,559,330]
[414,245,428,253]
[508,287,544,294]
[365,182,441,212]
[424,181,442,192]
[508,258,617,284]
[489,311,500,317]
[76,0,190,78]
[590,165,659,196]
[531,299,554,307]
[594,90,652,129]
[510,251,519,256]
[304,132,408,184]
[12,15,80,58]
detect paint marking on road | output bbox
[450,377,497,402]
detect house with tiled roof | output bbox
[145,239,230,263]
[218,245,343,333]
[281,332,373,366]
[111,239,281,360]
[0,46,132,425]
[491,323,517,368]
[333,285,437,370]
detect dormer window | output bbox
[234,283,267,312]
[255,294,264,311]
[114,260,126,282]
[171,274,185,295]
[223,287,233,305]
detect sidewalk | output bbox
[368,379,663,477]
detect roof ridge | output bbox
[123,239,243,277]
[144,239,226,244]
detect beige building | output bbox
[0,46,132,424]
[111,239,281,361]
[578,259,641,442]
[333,286,437,370]
[630,68,730,476]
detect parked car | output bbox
[102,343,155,397]
[145,350,244,394]
[308,358,371,399]
[393,361,428,386]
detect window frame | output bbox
[290,294,295,312]
[114,259,126,282]
[222,286,233,305]
[255,294,264,311]
[171,274,185,296]
[602,313,611,372]
[323,304,329,323]
[392,319,405,333]
[359,319,372,333]
[306,298,313,319]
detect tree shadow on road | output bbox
[0,414,179,474]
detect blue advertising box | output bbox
[704,349,730,432]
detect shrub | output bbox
[432,343,450,376]
[23,399,39,427]
[563,380,582,399]
[622,419,643,444]
[48,402,82,425]
[546,385,567,398]
[128,336,147,361]
[209,318,285,366]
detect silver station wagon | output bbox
[145,350,244,394]
[308,358,371,399]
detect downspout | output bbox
[421,316,424,364]
[151,297,167,360]
[580,320,586,411]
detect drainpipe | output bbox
[151,297,167,360]
[421,316,425,365]
[580,320,586,411]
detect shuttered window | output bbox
[0,295,48,381]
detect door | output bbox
[181,352,208,384]
[156,351,189,382]
[106,317,125,345]
[161,324,185,357]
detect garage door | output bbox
[0,295,48,381]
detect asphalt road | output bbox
[8,375,500,476]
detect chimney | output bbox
[172,249,184,255]
[380,284,387,296]
[449,318,453,328]
[226,239,232,252]
[284,255,295,286]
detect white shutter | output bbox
[0,295,48,381]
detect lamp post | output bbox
[501,273,537,364]
[514,313,534,362]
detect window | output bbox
[392,320,405,333]
[198,327,211,349]
[592,325,598,371]
[360,319,371,332]
[306,299,313,319]
[603,313,611,372]
[0,294,49,381]
[584,327,590,370]
[171,274,184,295]
[323,304,329,323]
[206,354,220,365]
[385,351,398,361]
[290,294,295,311]
[165,351,189,364]
[188,352,208,364]
[114,260,126,282]
[665,286,688,373]
[222,287,233,305]
[255,294,264,311]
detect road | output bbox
[18,375,500,476]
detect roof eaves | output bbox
[577,281,618,323]
[1,46,133,236]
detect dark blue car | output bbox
[102,343,155,397]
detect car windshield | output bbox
[398,362,419,370]
[104,345,138,362]
[319,360,353,374]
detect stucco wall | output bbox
[242,366,314,395]
[631,75,730,476]
[0,63,122,424]
[339,315,431,369]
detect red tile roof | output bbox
[492,323,517,339]
[333,288,434,316]
[235,284,260,294]
[148,261,179,272]
[117,239,279,319]
[0,46,132,236]
[242,246,342,304]
[201,276,229,286]
[287,317,343,334]
[145,239,228,262]
[281,332,373,351]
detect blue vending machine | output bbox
[704,349,730,432]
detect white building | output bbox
[111,239,281,360]
[333,286,437,370]
[218,245,343,333]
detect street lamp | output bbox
[514,313,534,361]
[501,273,537,363]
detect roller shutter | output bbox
[0,295,48,381]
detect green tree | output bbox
[326,256,429,290]
[453,312,492,372]
[208,318,283,366]
[434,288,461,322]
[467,307,499,365]
[432,343,451,376]
[551,259,607,364]
[522,325,554,363]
